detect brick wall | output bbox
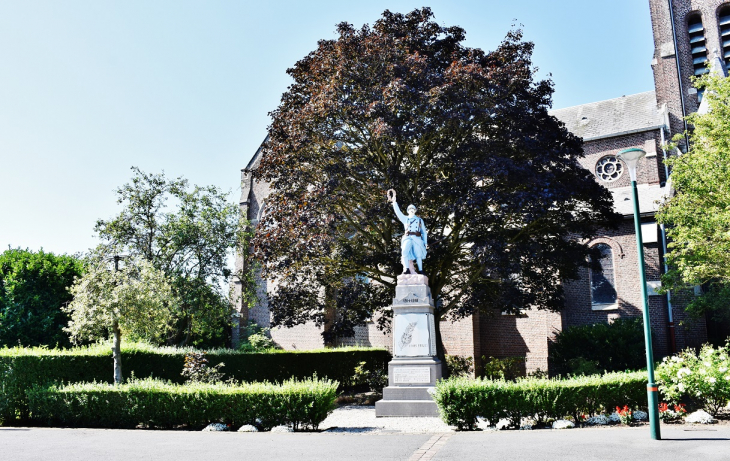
[649,0,730,144]
[579,130,665,188]
[477,309,562,374]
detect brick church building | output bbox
[233,0,727,373]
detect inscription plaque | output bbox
[393,313,431,356]
[393,366,431,384]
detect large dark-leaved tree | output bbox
[252,9,619,356]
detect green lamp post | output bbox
[617,147,661,440]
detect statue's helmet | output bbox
[407,204,417,213]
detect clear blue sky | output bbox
[0,0,655,256]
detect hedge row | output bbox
[433,372,647,430]
[27,377,338,430]
[0,343,390,424]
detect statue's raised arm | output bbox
[386,189,427,275]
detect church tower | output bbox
[648,0,730,148]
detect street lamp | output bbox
[617,147,661,441]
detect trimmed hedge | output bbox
[433,371,647,430]
[0,343,390,424]
[27,377,338,430]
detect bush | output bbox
[445,355,474,378]
[433,371,647,430]
[656,342,730,416]
[549,318,646,375]
[481,356,524,380]
[237,322,278,352]
[0,343,389,424]
[26,376,337,430]
[181,352,226,384]
[352,361,387,393]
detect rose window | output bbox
[595,156,624,182]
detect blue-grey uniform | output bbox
[392,201,427,272]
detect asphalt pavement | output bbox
[1,425,729,461]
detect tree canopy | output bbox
[65,256,173,383]
[94,167,248,347]
[0,248,83,347]
[657,73,730,323]
[252,9,618,348]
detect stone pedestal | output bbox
[375,274,442,417]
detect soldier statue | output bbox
[387,189,428,274]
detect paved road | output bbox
[2,425,729,461]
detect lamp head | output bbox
[617,148,646,182]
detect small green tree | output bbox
[65,256,173,383]
[0,248,84,347]
[658,73,730,322]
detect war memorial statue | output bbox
[386,189,427,275]
[376,189,442,417]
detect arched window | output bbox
[590,243,617,306]
[688,14,709,77]
[718,4,730,69]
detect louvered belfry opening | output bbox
[718,5,730,69]
[688,14,708,77]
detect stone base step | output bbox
[383,386,434,401]
[375,399,440,417]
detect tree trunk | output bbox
[112,320,123,384]
[434,313,449,379]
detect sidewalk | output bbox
[2,424,729,461]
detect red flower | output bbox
[674,404,686,414]
[658,403,669,413]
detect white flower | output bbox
[700,368,707,375]
[677,368,692,377]
[552,420,575,429]
[678,383,685,392]
[707,377,717,384]
[685,410,716,424]
[725,375,730,381]
[203,423,229,432]
[719,367,728,373]
[270,425,294,433]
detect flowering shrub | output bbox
[658,402,686,422]
[616,405,633,425]
[586,415,609,425]
[656,342,730,416]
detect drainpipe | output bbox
[667,0,691,149]
[659,121,677,354]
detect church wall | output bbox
[477,309,562,375]
[562,218,707,359]
[439,317,477,358]
[578,130,665,189]
[337,322,392,350]
[649,0,730,143]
